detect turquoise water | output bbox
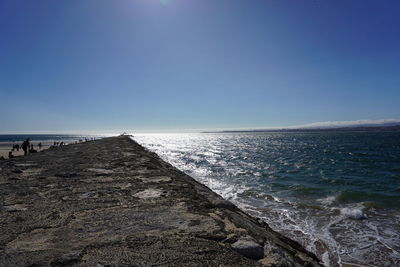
[133,132,400,267]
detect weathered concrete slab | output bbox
[0,136,322,266]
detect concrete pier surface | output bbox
[0,136,322,266]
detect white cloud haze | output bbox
[290,119,400,129]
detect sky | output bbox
[1,0,400,133]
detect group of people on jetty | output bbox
[3,137,97,160]
[8,138,42,159]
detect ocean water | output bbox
[0,134,103,143]
[133,132,400,267]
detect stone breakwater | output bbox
[0,136,322,266]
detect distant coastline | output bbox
[203,125,400,133]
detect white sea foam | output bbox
[341,208,367,220]
[321,251,330,267]
[318,195,336,205]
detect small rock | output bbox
[232,236,264,260]
[55,172,78,178]
[212,199,236,210]
[122,152,136,157]
[118,183,132,189]
[139,176,172,183]
[52,250,82,265]
[224,233,238,243]
[15,163,38,167]
[79,192,98,199]
[4,204,28,212]
[134,189,163,199]
[87,168,114,175]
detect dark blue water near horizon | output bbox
[133,131,400,267]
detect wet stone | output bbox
[232,236,265,260]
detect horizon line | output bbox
[1,118,400,135]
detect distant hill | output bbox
[204,125,400,133]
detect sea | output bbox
[0,134,105,144]
[1,132,399,266]
[132,132,400,267]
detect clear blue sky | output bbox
[1,0,399,133]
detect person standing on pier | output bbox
[21,138,30,155]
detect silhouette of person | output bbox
[29,144,37,153]
[38,143,42,150]
[21,138,30,155]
